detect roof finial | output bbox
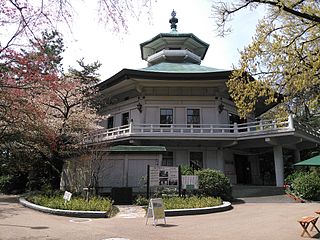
[169,9,178,32]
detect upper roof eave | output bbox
[97,68,232,91]
[140,33,210,48]
[140,33,210,60]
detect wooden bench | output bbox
[298,216,319,238]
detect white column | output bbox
[294,149,301,163]
[273,145,284,187]
[217,149,225,173]
[123,154,129,187]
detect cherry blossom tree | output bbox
[0,30,102,189]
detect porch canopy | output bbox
[294,155,320,167]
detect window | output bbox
[190,152,203,170]
[107,116,114,129]
[160,109,173,126]
[122,112,129,126]
[162,152,174,166]
[187,109,200,125]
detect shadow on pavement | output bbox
[0,195,19,203]
[0,223,49,230]
[156,223,178,228]
[230,199,245,205]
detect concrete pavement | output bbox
[1,194,320,240]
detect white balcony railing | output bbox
[83,116,320,145]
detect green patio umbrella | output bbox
[294,155,320,166]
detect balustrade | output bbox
[81,116,310,144]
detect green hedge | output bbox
[163,196,222,209]
[134,195,222,209]
[26,194,118,217]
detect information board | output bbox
[181,175,199,190]
[149,166,179,187]
[146,198,166,226]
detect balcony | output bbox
[83,116,320,145]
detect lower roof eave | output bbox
[294,132,320,144]
[237,130,296,141]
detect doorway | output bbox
[235,155,252,184]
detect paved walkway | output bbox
[115,205,146,218]
[1,194,320,240]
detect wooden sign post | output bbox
[145,198,166,226]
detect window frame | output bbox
[121,112,129,126]
[160,108,173,127]
[162,151,174,166]
[189,151,203,170]
[107,116,114,129]
[187,108,201,127]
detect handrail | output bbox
[82,118,297,144]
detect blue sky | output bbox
[61,0,265,80]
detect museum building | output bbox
[61,11,320,194]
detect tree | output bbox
[0,0,153,192]
[213,0,320,123]
[0,0,152,53]
[0,30,103,190]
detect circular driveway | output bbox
[1,194,320,240]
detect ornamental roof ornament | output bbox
[169,9,178,32]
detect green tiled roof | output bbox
[141,62,227,73]
[140,33,209,48]
[109,145,166,152]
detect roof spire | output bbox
[169,9,178,32]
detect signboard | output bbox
[63,191,72,202]
[146,198,166,226]
[149,166,179,187]
[181,175,199,190]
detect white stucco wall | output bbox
[145,106,159,124]
[223,151,236,184]
[206,150,218,169]
[175,150,189,166]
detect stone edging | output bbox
[19,197,232,218]
[19,198,108,218]
[286,193,306,203]
[165,201,232,216]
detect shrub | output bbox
[0,175,11,193]
[290,171,320,201]
[195,168,232,200]
[180,165,194,175]
[134,195,149,206]
[0,174,27,194]
[163,196,222,210]
[285,170,305,185]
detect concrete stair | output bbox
[232,185,285,198]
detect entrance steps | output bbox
[232,185,285,198]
